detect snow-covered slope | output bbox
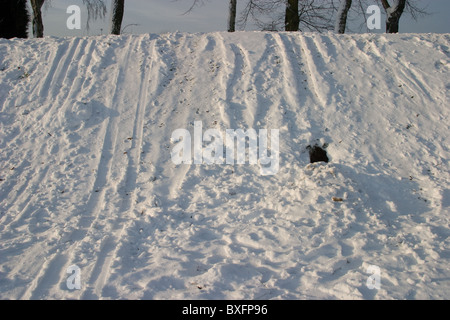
[0,32,449,300]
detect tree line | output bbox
[0,0,123,38]
[234,0,427,33]
[1,0,428,39]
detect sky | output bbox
[34,0,450,37]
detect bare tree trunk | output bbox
[30,0,45,38]
[335,0,352,34]
[381,0,406,33]
[285,0,299,31]
[228,0,237,32]
[0,0,30,39]
[110,0,125,35]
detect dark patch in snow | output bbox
[307,144,329,164]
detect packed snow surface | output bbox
[0,32,449,299]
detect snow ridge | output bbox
[0,32,449,299]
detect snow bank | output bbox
[0,32,449,299]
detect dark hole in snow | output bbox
[307,144,329,163]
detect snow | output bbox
[0,31,449,300]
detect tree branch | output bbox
[380,0,390,10]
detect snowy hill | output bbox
[0,31,449,300]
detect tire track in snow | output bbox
[61,36,143,300]
[215,33,276,130]
[1,39,92,234]
[21,39,93,211]
[81,36,157,298]
[0,40,86,213]
[109,34,245,296]
[298,34,350,143]
[389,52,437,104]
[12,39,107,299]
[280,33,333,145]
[163,33,260,208]
[14,42,96,298]
[20,37,139,300]
[215,34,244,129]
[0,39,64,110]
[145,33,210,203]
[0,39,88,220]
[232,42,256,128]
[298,35,330,109]
[94,34,189,296]
[79,34,185,298]
[158,33,241,218]
[269,33,317,167]
[336,35,445,167]
[17,38,79,105]
[348,34,436,104]
[272,33,310,135]
[245,34,279,130]
[0,40,92,238]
